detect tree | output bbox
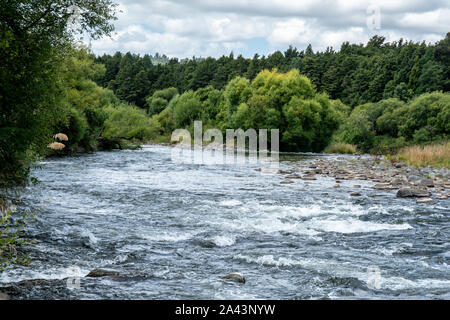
[0,0,117,187]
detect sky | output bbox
[88,0,450,58]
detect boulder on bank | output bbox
[396,188,431,198]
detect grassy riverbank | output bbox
[393,142,450,168]
[323,141,450,169]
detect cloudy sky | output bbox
[89,0,450,58]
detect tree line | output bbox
[95,34,450,109]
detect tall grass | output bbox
[324,142,357,154]
[395,141,450,168]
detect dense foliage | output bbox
[0,0,117,187]
[0,0,117,271]
[95,34,450,109]
[336,92,450,153]
[146,69,343,152]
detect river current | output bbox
[1,145,449,299]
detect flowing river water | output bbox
[1,145,449,299]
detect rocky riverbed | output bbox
[276,155,449,204]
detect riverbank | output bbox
[276,153,449,203]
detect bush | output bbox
[146,88,178,116]
[398,92,450,139]
[0,198,34,272]
[102,105,161,142]
[339,109,375,152]
[148,97,169,116]
[339,92,450,152]
[324,142,357,154]
[173,91,202,128]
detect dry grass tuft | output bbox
[324,142,357,154]
[54,133,69,141]
[395,141,450,168]
[48,142,65,150]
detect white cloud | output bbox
[89,0,450,57]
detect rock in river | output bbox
[396,188,431,198]
[223,272,246,284]
[85,268,147,280]
[86,269,122,278]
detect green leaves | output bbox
[338,92,450,152]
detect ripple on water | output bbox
[2,146,448,299]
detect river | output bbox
[1,145,449,299]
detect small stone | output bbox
[301,175,316,180]
[350,191,361,196]
[417,179,434,187]
[280,179,294,184]
[353,185,361,188]
[408,175,421,182]
[278,169,294,174]
[285,174,301,179]
[333,184,340,188]
[373,183,391,190]
[416,198,433,204]
[391,178,404,185]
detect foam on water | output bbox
[211,235,236,246]
[140,231,197,242]
[307,218,413,234]
[218,199,243,207]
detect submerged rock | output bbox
[86,269,121,278]
[396,188,432,198]
[280,179,294,184]
[416,198,433,204]
[223,272,245,284]
[85,268,146,280]
[350,191,361,196]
